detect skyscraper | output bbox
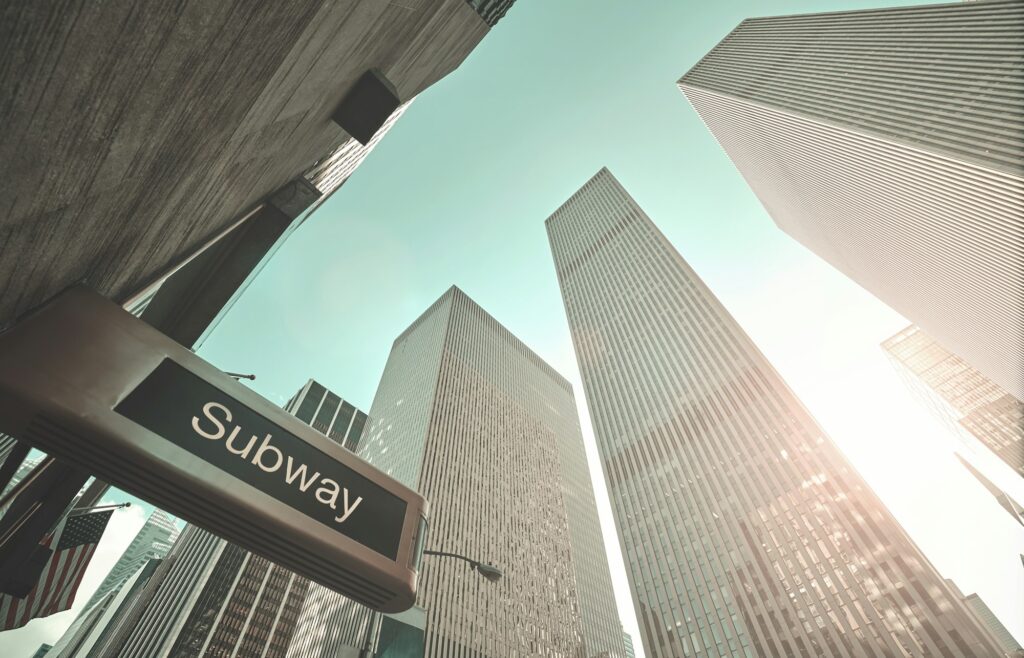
[677,0,1024,401]
[623,629,636,658]
[945,579,1024,656]
[284,379,370,452]
[47,559,167,658]
[282,381,375,657]
[546,168,1004,658]
[115,384,368,658]
[963,593,1023,656]
[356,286,623,657]
[0,434,16,468]
[954,455,1024,529]
[467,0,518,26]
[0,454,41,499]
[80,510,180,613]
[882,324,1024,479]
[117,522,312,658]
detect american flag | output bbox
[0,508,113,630]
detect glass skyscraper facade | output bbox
[116,384,367,658]
[302,102,411,206]
[963,593,1023,655]
[954,455,1024,529]
[677,0,1024,403]
[546,168,1003,658]
[357,286,623,657]
[623,629,636,658]
[944,578,1024,656]
[165,545,308,658]
[466,0,517,27]
[47,559,167,658]
[882,324,1024,480]
[119,513,311,658]
[80,509,180,613]
[281,381,378,657]
[284,379,369,452]
[0,433,16,468]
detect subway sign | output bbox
[0,286,426,612]
[116,360,405,559]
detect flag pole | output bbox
[69,502,131,516]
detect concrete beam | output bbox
[0,0,488,329]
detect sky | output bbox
[4,1,1023,655]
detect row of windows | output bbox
[546,170,996,657]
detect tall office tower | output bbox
[302,101,411,208]
[80,510,180,613]
[546,168,1004,658]
[955,455,1024,528]
[624,629,636,658]
[356,286,623,657]
[117,524,312,658]
[284,379,370,452]
[882,324,1024,479]
[962,593,1023,656]
[282,380,375,657]
[944,579,1024,655]
[47,559,166,658]
[552,356,630,658]
[467,0,518,26]
[0,454,41,497]
[114,385,368,658]
[0,433,15,466]
[677,0,1024,402]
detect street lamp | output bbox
[359,548,502,657]
[422,549,504,582]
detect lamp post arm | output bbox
[421,549,481,569]
[360,548,501,656]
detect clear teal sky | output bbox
[194,0,948,411]
[5,1,1022,655]
[204,0,1023,653]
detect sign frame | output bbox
[0,286,426,612]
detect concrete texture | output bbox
[0,0,488,328]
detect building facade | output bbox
[623,629,636,658]
[882,324,1024,479]
[114,384,368,658]
[284,379,370,452]
[963,593,1023,655]
[546,168,1004,658]
[356,286,623,657]
[48,559,167,658]
[0,454,41,499]
[0,434,15,468]
[282,381,375,657]
[117,521,312,658]
[955,455,1024,529]
[0,0,501,333]
[466,0,518,26]
[81,510,180,613]
[944,578,1024,656]
[677,0,1024,401]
